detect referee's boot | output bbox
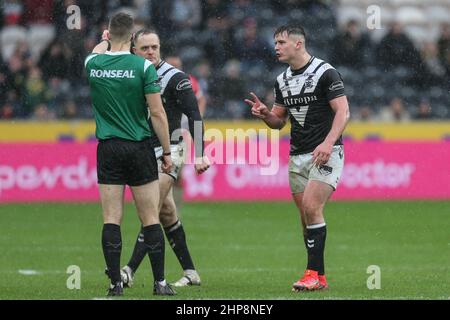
[153,281,176,296]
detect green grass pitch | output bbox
[0,201,449,299]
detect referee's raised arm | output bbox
[92,30,111,54]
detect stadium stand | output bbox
[0,0,449,120]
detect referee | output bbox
[84,13,175,296]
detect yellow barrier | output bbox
[0,120,449,142]
[0,121,96,142]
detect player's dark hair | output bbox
[109,12,134,41]
[274,25,306,40]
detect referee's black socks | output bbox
[143,224,165,282]
[164,220,195,271]
[305,223,327,275]
[102,223,122,284]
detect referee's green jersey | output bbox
[85,51,160,141]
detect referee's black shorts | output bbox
[97,138,158,186]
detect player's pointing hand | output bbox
[245,92,269,119]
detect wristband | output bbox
[163,152,171,156]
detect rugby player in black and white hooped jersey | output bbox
[245,25,350,292]
[119,29,210,288]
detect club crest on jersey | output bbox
[176,79,192,91]
[305,78,314,89]
[329,81,344,91]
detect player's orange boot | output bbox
[292,269,320,291]
[318,275,328,289]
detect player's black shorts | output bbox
[97,138,158,186]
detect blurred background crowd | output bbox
[0,0,449,121]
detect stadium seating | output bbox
[27,24,55,61]
[0,0,448,120]
[1,26,27,61]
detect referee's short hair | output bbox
[274,25,306,40]
[109,12,134,42]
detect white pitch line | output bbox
[18,269,41,275]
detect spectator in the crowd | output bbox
[48,76,71,110]
[378,97,411,122]
[134,0,151,21]
[7,53,27,98]
[0,101,14,118]
[376,23,422,73]
[0,102,14,119]
[13,41,32,63]
[420,41,446,86]
[39,41,70,80]
[201,8,233,67]
[3,0,23,26]
[354,105,374,122]
[0,5,3,29]
[53,0,105,33]
[165,54,207,116]
[232,17,271,72]
[54,8,90,83]
[32,102,54,120]
[60,100,78,119]
[437,23,450,79]
[413,100,433,120]
[1,90,20,118]
[191,59,213,117]
[228,0,258,25]
[150,0,175,38]
[22,0,54,25]
[264,88,275,107]
[211,59,248,119]
[271,0,327,13]
[193,59,211,98]
[332,20,372,68]
[0,58,10,104]
[201,0,229,30]
[23,66,53,117]
[0,1,448,120]
[171,0,202,30]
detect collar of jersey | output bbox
[104,51,131,55]
[155,60,165,70]
[290,56,315,75]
